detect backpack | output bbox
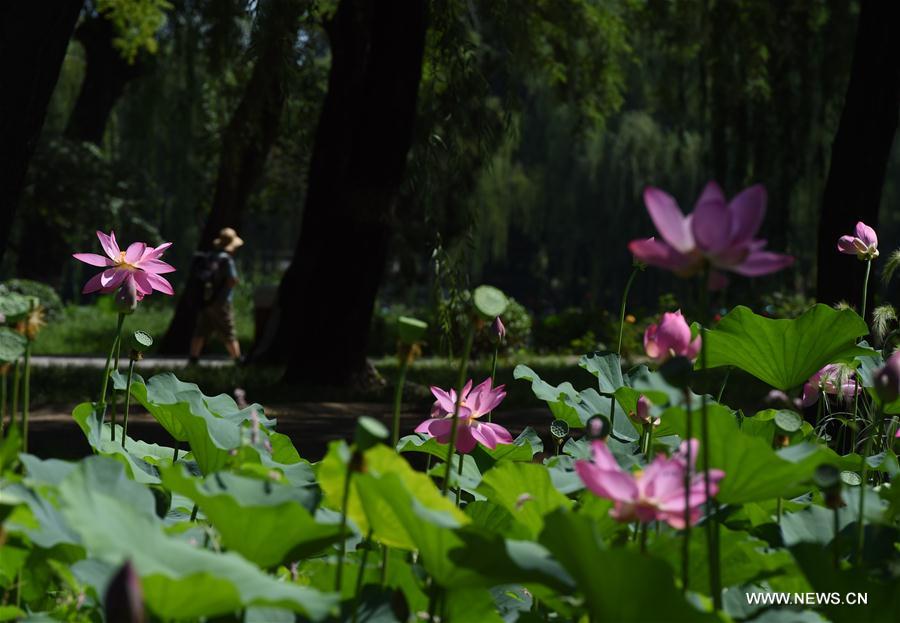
[192,251,227,305]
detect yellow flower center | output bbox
[116,251,137,270]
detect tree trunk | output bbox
[159,0,303,354]
[252,0,427,386]
[816,0,900,311]
[0,1,84,264]
[65,14,147,144]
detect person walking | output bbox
[189,227,243,364]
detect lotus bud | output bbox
[491,316,506,342]
[874,352,900,403]
[586,415,610,440]
[115,277,139,315]
[104,560,145,623]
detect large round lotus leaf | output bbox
[0,293,32,323]
[473,285,508,320]
[397,316,428,344]
[0,327,26,363]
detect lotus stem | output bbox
[861,259,872,325]
[455,451,464,507]
[352,530,374,623]
[11,360,19,430]
[681,389,692,593]
[97,313,125,429]
[190,504,199,522]
[21,342,31,454]
[110,316,125,442]
[488,343,499,423]
[639,522,648,554]
[173,442,179,463]
[121,357,137,447]
[855,415,876,566]
[440,323,476,496]
[833,506,841,569]
[335,460,354,592]
[391,355,410,448]
[617,266,639,356]
[1,371,7,436]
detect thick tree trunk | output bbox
[0,1,84,264]
[252,0,427,386]
[816,0,900,311]
[65,15,146,144]
[159,0,303,354]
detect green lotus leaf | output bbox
[478,462,572,538]
[317,442,468,544]
[54,456,337,620]
[539,510,718,622]
[161,466,341,568]
[0,327,26,363]
[0,293,32,324]
[703,305,872,390]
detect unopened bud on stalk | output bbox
[491,316,506,342]
[115,276,139,315]
[874,352,900,403]
[104,560,145,623]
[586,415,610,441]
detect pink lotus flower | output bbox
[837,221,879,260]
[628,182,794,290]
[415,378,513,453]
[801,364,859,407]
[575,438,724,528]
[74,231,175,297]
[644,310,701,362]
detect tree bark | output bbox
[816,0,900,311]
[251,0,427,386]
[0,1,84,264]
[159,0,303,354]
[65,14,147,144]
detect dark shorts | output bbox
[195,302,236,342]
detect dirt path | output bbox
[25,403,551,462]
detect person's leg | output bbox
[224,339,241,360]
[189,336,205,364]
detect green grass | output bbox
[33,301,254,355]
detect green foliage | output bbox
[96,0,172,63]
[0,281,63,321]
[703,305,872,390]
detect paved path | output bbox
[25,403,551,463]
[30,355,234,368]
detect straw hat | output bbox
[213,227,244,253]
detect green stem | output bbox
[681,390,693,593]
[1,371,7,436]
[617,266,640,356]
[11,360,19,429]
[699,270,721,610]
[335,462,354,592]
[608,395,616,438]
[190,504,199,522]
[173,443,179,463]
[639,522,648,554]
[110,321,124,442]
[861,259,872,325]
[776,497,783,525]
[97,314,126,427]
[391,356,410,448]
[352,529,374,623]
[716,367,731,404]
[122,358,137,447]
[440,323,476,496]
[855,418,876,566]
[379,545,389,586]
[21,342,31,454]
[455,452,464,507]
[833,506,841,569]
[488,344,499,423]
